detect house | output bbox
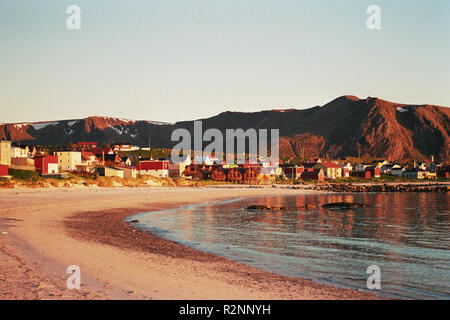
[169,154,191,177]
[0,164,9,177]
[390,165,405,177]
[437,165,450,179]
[365,165,381,178]
[112,143,137,152]
[371,160,389,168]
[76,152,99,173]
[342,167,350,178]
[227,167,244,183]
[243,167,261,182]
[351,171,371,179]
[425,172,437,180]
[402,169,428,180]
[381,164,395,174]
[354,163,371,172]
[97,166,124,178]
[137,160,169,177]
[120,166,137,178]
[414,161,427,171]
[121,156,132,167]
[92,147,115,158]
[341,162,353,172]
[211,167,228,181]
[55,151,82,171]
[103,154,122,166]
[11,146,30,158]
[34,155,59,175]
[194,155,220,165]
[283,166,304,179]
[260,166,282,176]
[10,157,35,171]
[300,169,325,182]
[0,140,12,166]
[313,163,342,179]
[182,164,206,179]
[75,142,98,151]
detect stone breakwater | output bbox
[313,183,449,193]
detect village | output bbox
[0,139,449,185]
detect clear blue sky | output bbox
[1,0,449,123]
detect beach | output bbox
[0,186,380,300]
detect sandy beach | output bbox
[0,186,380,300]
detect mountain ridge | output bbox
[1,96,449,161]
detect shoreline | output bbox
[0,186,381,299]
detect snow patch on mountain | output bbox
[31,122,60,130]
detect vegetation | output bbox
[8,169,41,181]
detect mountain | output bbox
[1,96,449,161]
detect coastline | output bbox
[0,186,381,299]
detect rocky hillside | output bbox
[1,96,448,161]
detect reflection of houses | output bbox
[34,155,59,175]
[137,160,169,177]
[313,162,342,179]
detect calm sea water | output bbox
[128,192,450,299]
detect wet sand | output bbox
[0,186,381,299]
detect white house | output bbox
[12,146,30,158]
[354,163,371,172]
[55,151,82,171]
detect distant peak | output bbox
[321,95,361,108]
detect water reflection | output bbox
[134,192,450,299]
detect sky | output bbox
[0,0,449,124]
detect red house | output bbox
[34,155,59,175]
[0,164,8,177]
[137,160,169,177]
[351,171,372,179]
[365,165,381,178]
[283,166,304,179]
